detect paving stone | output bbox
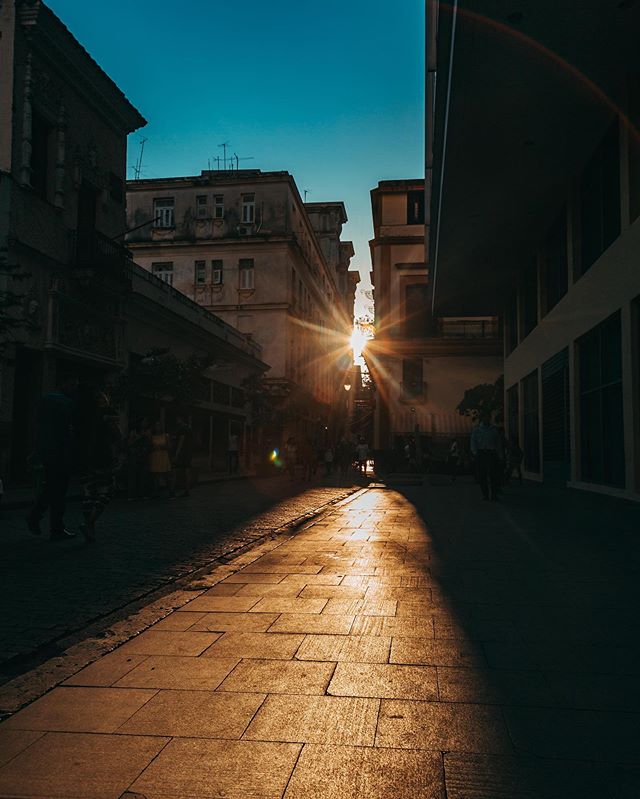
[249,597,328,614]
[115,630,221,657]
[131,738,301,799]
[218,658,335,695]
[0,728,44,768]
[118,689,264,738]
[233,582,305,598]
[200,582,245,596]
[148,611,207,631]
[351,615,434,637]
[243,563,323,574]
[223,572,286,583]
[544,670,640,711]
[503,706,640,763]
[328,662,438,700]
[189,611,280,632]
[63,651,149,687]
[2,686,157,733]
[202,631,305,660]
[299,585,367,599]
[177,595,260,613]
[376,700,514,753]
[268,613,355,635]
[390,637,486,667]
[280,573,345,585]
[438,667,551,706]
[322,598,397,616]
[244,694,379,745]
[114,655,239,690]
[295,634,391,663]
[284,744,445,799]
[0,731,168,799]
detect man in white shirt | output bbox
[470,411,503,501]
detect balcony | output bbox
[436,318,499,339]
[70,229,132,282]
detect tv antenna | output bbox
[218,141,230,170]
[132,137,147,180]
[232,153,254,170]
[304,189,311,202]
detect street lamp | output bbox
[343,383,352,392]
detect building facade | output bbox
[366,179,502,458]
[0,1,266,479]
[126,171,357,436]
[426,0,640,501]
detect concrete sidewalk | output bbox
[0,481,638,798]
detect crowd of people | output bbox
[281,435,370,482]
[24,375,199,544]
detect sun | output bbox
[350,327,370,362]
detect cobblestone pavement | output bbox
[0,478,637,798]
[0,476,359,674]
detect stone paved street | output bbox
[0,479,638,798]
[0,476,358,676]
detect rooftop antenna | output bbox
[233,153,255,170]
[218,141,230,170]
[133,137,147,180]
[304,189,311,202]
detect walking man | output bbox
[27,374,79,540]
[470,411,503,501]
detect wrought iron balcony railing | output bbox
[70,229,131,275]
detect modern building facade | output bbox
[0,0,266,479]
[426,0,640,501]
[366,179,502,456]
[126,171,358,434]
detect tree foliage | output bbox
[456,375,504,422]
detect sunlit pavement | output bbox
[0,478,638,797]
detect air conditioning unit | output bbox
[238,226,251,236]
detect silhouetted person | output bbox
[284,436,298,482]
[448,439,461,482]
[79,392,121,542]
[227,432,239,475]
[507,439,524,485]
[27,374,79,540]
[126,418,152,499]
[470,411,503,501]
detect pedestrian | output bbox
[335,437,353,479]
[356,438,369,475]
[299,437,316,481]
[448,438,461,482]
[79,393,121,542]
[125,418,151,499]
[324,445,334,476]
[284,436,297,482]
[26,373,79,540]
[149,420,172,496]
[470,410,503,501]
[172,416,194,496]
[227,431,239,475]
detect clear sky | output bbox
[48,0,425,314]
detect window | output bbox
[212,259,223,285]
[241,193,255,223]
[404,284,430,338]
[505,291,518,356]
[580,119,620,275]
[578,311,625,486]
[522,370,540,472]
[152,262,174,285]
[109,172,124,204]
[543,212,568,313]
[214,195,224,219]
[402,359,424,398]
[239,258,254,290]
[153,197,175,228]
[407,190,425,225]
[30,111,52,200]
[196,195,208,218]
[520,261,538,340]
[194,260,207,284]
[507,384,519,445]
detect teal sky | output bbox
[48,0,425,312]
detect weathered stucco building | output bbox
[366,179,502,459]
[0,0,266,479]
[126,171,358,435]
